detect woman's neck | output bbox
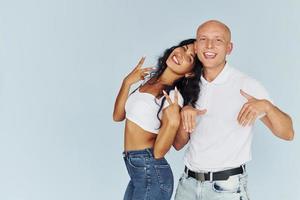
[157,68,182,86]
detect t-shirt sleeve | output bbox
[162,90,184,109]
[241,77,273,118]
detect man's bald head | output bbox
[197,20,231,42]
[194,20,233,70]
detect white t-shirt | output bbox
[125,89,184,134]
[184,63,272,172]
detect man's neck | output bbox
[203,62,226,82]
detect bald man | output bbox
[173,20,294,200]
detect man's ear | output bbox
[226,42,233,55]
[185,72,195,78]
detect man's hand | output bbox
[181,105,207,133]
[237,89,272,126]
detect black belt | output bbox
[185,165,245,182]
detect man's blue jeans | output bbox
[123,148,173,200]
[175,171,250,200]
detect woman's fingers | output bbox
[133,56,146,71]
[136,57,146,69]
[163,90,173,105]
[174,87,179,105]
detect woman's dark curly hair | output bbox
[132,39,202,129]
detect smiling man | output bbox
[173,20,294,200]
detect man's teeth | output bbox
[173,55,179,64]
[204,52,216,58]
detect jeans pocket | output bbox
[154,164,174,193]
[212,175,241,193]
[127,156,146,170]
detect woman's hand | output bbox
[124,57,154,86]
[153,88,181,158]
[162,88,181,128]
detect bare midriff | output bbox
[124,119,157,151]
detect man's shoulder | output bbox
[228,65,260,85]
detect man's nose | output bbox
[206,40,214,49]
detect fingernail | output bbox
[175,86,178,91]
[163,90,167,95]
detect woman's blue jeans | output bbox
[123,148,174,200]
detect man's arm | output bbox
[260,102,294,140]
[173,121,190,150]
[173,105,207,150]
[238,90,294,141]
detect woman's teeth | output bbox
[172,55,179,64]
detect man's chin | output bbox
[201,62,218,69]
[201,60,226,69]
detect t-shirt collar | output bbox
[201,62,231,85]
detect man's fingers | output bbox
[240,89,254,101]
[249,113,258,126]
[183,112,189,131]
[191,114,196,132]
[187,113,193,132]
[237,104,248,122]
[181,111,186,130]
[181,106,199,132]
[241,109,252,126]
[163,90,173,105]
[240,108,253,126]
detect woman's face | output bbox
[166,43,196,75]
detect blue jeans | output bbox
[123,148,174,200]
[175,171,250,200]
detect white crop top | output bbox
[125,89,184,134]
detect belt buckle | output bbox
[195,173,205,182]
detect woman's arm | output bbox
[153,89,181,159]
[113,57,153,122]
[113,79,132,121]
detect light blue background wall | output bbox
[0,0,299,199]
